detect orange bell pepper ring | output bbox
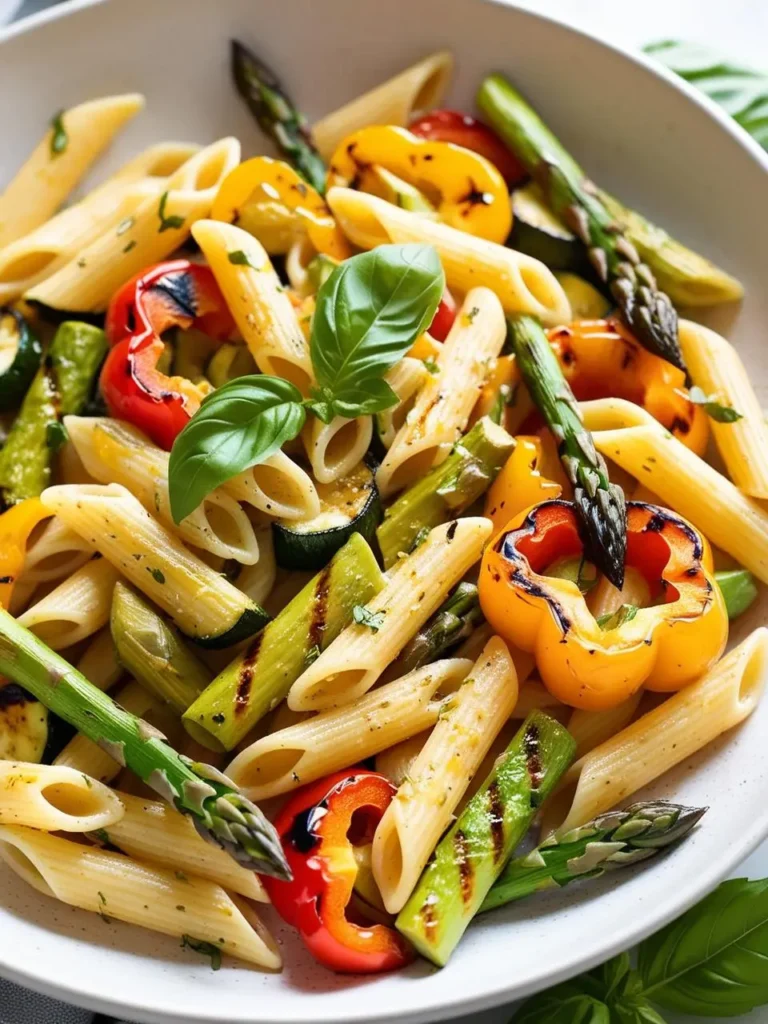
[479,499,728,711]
[327,125,512,244]
[548,319,709,455]
[0,498,50,609]
[212,156,351,260]
[484,436,564,534]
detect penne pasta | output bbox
[233,524,277,607]
[228,658,472,799]
[376,288,506,496]
[17,556,120,650]
[27,138,240,312]
[542,628,768,836]
[0,826,281,970]
[101,792,267,902]
[288,517,492,711]
[0,94,145,249]
[76,628,123,693]
[65,416,260,564]
[19,516,93,585]
[326,187,571,326]
[377,357,431,449]
[0,760,123,832]
[40,484,262,645]
[679,319,768,499]
[312,52,453,158]
[222,449,320,522]
[587,567,651,622]
[581,398,768,583]
[302,412,373,485]
[567,692,644,760]
[375,730,432,788]
[372,636,519,913]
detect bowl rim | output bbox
[1,1,767,1022]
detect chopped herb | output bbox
[116,217,135,236]
[211,713,225,724]
[98,891,107,906]
[181,934,222,971]
[352,605,386,632]
[122,240,137,254]
[147,567,166,584]
[685,385,743,423]
[176,905,187,912]
[409,526,431,553]
[304,643,321,668]
[49,110,68,157]
[46,420,68,452]
[76,257,87,269]
[465,305,481,324]
[81,774,93,789]
[228,249,260,270]
[597,604,639,630]
[157,191,185,233]
[423,357,440,375]
[91,828,110,844]
[175,871,189,882]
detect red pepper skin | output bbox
[429,288,457,342]
[263,770,413,974]
[409,109,526,186]
[101,261,235,450]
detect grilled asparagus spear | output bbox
[396,583,483,675]
[478,74,685,373]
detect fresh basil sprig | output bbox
[686,384,743,423]
[168,243,444,521]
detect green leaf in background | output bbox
[513,982,611,1024]
[168,375,305,522]
[638,877,768,1016]
[646,41,768,150]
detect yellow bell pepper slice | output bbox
[0,498,50,609]
[212,156,351,260]
[327,126,512,244]
[484,436,564,534]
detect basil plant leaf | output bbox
[169,375,305,523]
[513,984,611,1024]
[310,243,444,416]
[638,877,768,1016]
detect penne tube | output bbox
[326,187,571,326]
[27,138,240,312]
[376,288,506,496]
[0,826,280,970]
[19,516,93,585]
[581,398,768,583]
[372,636,519,913]
[65,417,260,564]
[0,760,123,832]
[40,484,266,646]
[587,567,652,622]
[0,94,145,249]
[377,357,431,449]
[288,517,493,711]
[18,556,120,650]
[228,659,472,799]
[542,629,768,836]
[567,692,644,760]
[679,319,768,499]
[375,730,432,787]
[100,792,267,902]
[312,52,453,158]
[222,449,320,522]
[76,628,123,693]
[302,412,373,485]
[233,524,277,607]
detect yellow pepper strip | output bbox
[479,499,728,711]
[212,156,352,260]
[548,319,709,455]
[484,436,564,534]
[407,333,442,361]
[0,498,50,609]
[327,126,512,244]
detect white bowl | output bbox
[1,1,767,1022]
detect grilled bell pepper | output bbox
[479,499,728,710]
[327,125,512,243]
[0,498,50,609]
[211,156,351,260]
[484,435,564,534]
[101,260,234,450]
[262,770,413,974]
[409,109,526,186]
[548,319,708,454]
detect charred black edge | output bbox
[631,501,703,560]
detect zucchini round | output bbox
[509,183,584,271]
[555,273,611,320]
[0,682,48,762]
[0,307,42,412]
[273,461,382,570]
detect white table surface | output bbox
[1,1,767,1022]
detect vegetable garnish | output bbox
[685,384,743,422]
[49,110,68,157]
[168,243,444,521]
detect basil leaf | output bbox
[646,41,768,150]
[638,877,768,1015]
[168,375,305,522]
[686,384,743,423]
[310,243,444,415]
[323,378,399,420]
[514,984,611,1024]
[352,605,386,632]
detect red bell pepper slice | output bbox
[100,260,235,450]
[262,770,413,974]
[409,109,526,186]
[429,288,458,342]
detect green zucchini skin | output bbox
[396,711,575,966]
[194,605,271,650]
[0,308,42,412]
[182,533,385,750]
[0,321,107,504]
[554,273,611,320]
[273,461,383,571]
[509,183,586,272]
[377,417,514,569]
[0,682,48,762]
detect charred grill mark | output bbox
[632,501,702,559]
[670,415,691,436]
[645,514,665,533]
[285,799,329,853]
[487,780,505,863]
[459,179,493,212]
[511,568,571,633]
[446,521,458,542]
[150,271,198,321]
[419,898,438,941]
[523,723,543,799]
[0,576,12,585]
[233,632,264,715]
[0,683,35,709]
[307,565,332,652]
[454,829,473,904]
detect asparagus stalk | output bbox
[396,712,575,966]
[396,583,484,675]
[0,607,290,879]
[478,74,685,373]
[110,582,212,715]
[508,315,627,588]
[481,800,706,912]
[231,40,327,194]
[715,568,758,620]
[377,417,515,569]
